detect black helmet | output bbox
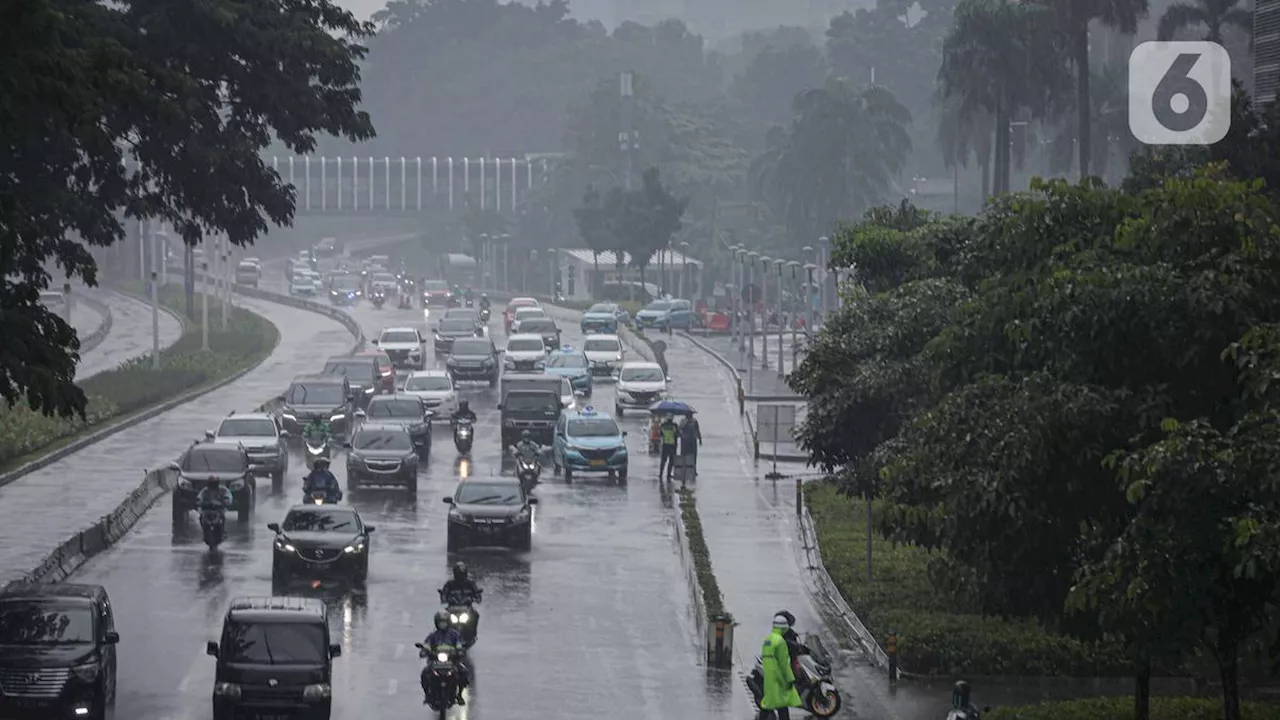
[458,400,470,412]
[434,609,451,630]
[452,561,467,581]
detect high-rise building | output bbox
[1257,0,1280,105]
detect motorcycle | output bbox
[453,419,474,455]
[464,298,475,308]
[304,435,331,470]
[478,307,491,323]
[302,489,342,504]
[440,588,481,647]
[509,447,541,492]
[199,505,226,549]
[415,644,461,718]
[371,290,386,308]
[745,633,842,718]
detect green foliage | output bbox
[676,488,725,617]
[3,0,372,419]
[0,288,277,467]
[987,697,1280,720]
[806,483,1127,676]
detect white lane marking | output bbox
[394,643,405,659]
[387,678,398,695]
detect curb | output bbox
[76,292,114,354]
[671,489,709,656]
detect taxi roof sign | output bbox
[581,406,596,415]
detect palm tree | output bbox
[1048,63,1138,182]
[1157,0,1251,42]
[1036,0,1149,179]
[939,0,1068,195]
[937,90,995,202]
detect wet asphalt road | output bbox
[70,272,753,720]
[76,291,184,379]
[0,293,354,586]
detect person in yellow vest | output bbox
[758,614,802,719]
[657,416,679,479]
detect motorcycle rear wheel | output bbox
[805,687,842,717]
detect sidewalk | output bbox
[681,332,803,399]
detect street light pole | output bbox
[746,252,758,378]
[149,221,160,369]
[200,238,210,351]
[787,261,801,367]
[775,258,785,376]
[500,234,511,290]
[220,235,229,329]
[817,236,829,325]
[619,71,635,190]
[758,256,771,370]
[679,240,690,300]
[729,245,741,349]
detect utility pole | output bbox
[619,71,635,191]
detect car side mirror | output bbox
[104,631,119,644]
[622,431,628,437]
[206,642,219,657]
[329,644,342,657]
[528,497,539,505]
[267,523,280,532]
[204,429,215,439]
[365,525,375,532]
[369,338,378,345]
[343,442,352,449]
[442,496,454,505]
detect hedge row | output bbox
[805,482,1129,676]
[0,285,278,468]
[987,696,1280,719]
[676,487,726,617]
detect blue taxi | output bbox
[552,407,628,483]
[543,346,593,397]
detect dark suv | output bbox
[170,441,256,523]
[207,596,341,720]
[498,389,560,446]
[0,584,119,720]
[277,374,355,442]
[445,337,499,386]
[322,356,381,409]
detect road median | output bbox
[674,487,735,666]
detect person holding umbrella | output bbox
[679,412,701,477]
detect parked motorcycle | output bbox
[440,588,481,648]
[199,505,226,549]
[453,418,474,455]
[415,644,461,719]
[745,633,842,718]
[371,290,386,308]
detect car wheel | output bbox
[271,470,284,494]
[513,524,532,552]
[236,487,253,523]
[618,464,628,482]
[447,528,465,552]
[171,494,186,524]
[552,458,561,475]
[353,558,369,586]
[614,404,623,417]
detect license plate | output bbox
[254,714,290,720]
[12,698,51,708]
[589,459,606,467]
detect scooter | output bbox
[304,435,331,470]
[745,634,842,718]
[199,505,226,549]
[464,298,475,308]
[478,307,491,323]
[415,644,461,719]
[371,290,386,308]
[510,448,540,492]
[440,588,481,647]
[453,419,474,455]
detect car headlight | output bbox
[71,662,99,682]
[364,386,375,394]
[214,682,241,698]
[409,348,421,357]
[330,414,345,422]
[446,357,458,365]
[450,612,470,623]
[303,683,332,699]
[436,652,450,663]
[614,353,623,361]
[344,543,365,553]
[177,477,193,490]
[482,358,494,366]
[276,539,295,552]
[504,357,515,367]
[448,507,463,518]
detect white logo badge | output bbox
[1128,41,1231,145]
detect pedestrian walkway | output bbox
[664,333,946,719]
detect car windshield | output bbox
[504,393,558,413]
[423,281,449,291]
[237,263,256,272]
[367,399,421,418]
[405,375,451,391]
[620,367,665,382]
[282,508,358,532]
[372,274,396,283]
[380,331,418,344]
[643,301,671,312]
[440,319,474,332]
[182,448,246,472]
[451,340,491,355]
[286,383,343,405]
[324,361,374,379]
[516,308,545,317]
[521,320,554,332]
[222,621,326,665]
[0,601,94,644]
[352,430,412,450]
[586,304,615,314]
[569,418,621,437]
[510,299,538,308]
[584,339,621,352]
[507,339,544,352]
[547,354,587,368]
[331,276,360,290]
[218,419,276,437]
[455,483,522,505]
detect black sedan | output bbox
[269,505,374,588]
[434,318,483,353]
[444,476,537,552]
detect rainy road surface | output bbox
[0,293,354,586]
[70,278,752,720]
[76,290,184,379]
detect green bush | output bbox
[987,696,1280,720]
[676,487,726,617]
[0,284,278,467]
[805,482,1128,676]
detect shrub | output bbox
[676,487,726,617]
[805,482,1128,676]
[987,696,1280,720]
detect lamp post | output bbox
[527,249,536,293]
[220,235,230,329]
[746,251,759,373]
[729,245,742,349]
[774,258,785,376]
[200,237,210,351]
[479,233,490,290]
[802,246,814,332]
[787,261,800,369]
[817,236,830,325]
[499,233,511,290]
[758,256,771,370]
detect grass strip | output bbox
[0,285,278,472]
[676,487,726,618]
[987,696,1280,719]
[804,481,1128,676]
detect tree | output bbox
[603,168,687,292]
[730,41,827,127]
[1,0,374,418]
[1157,0,1251,42]
[1046,63,1138,183]
[572,185,612,298]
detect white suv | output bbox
[374,327,426,370]
[504,333,549,372]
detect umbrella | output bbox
[649,399,696,415]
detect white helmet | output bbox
[772,614,790,629]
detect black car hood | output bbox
[366,418,424,430]
[279,531,360,549]
[451,354,490,362]
[220,662,326,686]
[286,404,344,417]
[454,503,524,519]
[350,449,414,461]
[438,329,476,338]
[0,644,96,668]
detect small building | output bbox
[553,248,703,303]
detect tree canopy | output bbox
[2,0,374,418]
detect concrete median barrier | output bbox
[76,292,114,354]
